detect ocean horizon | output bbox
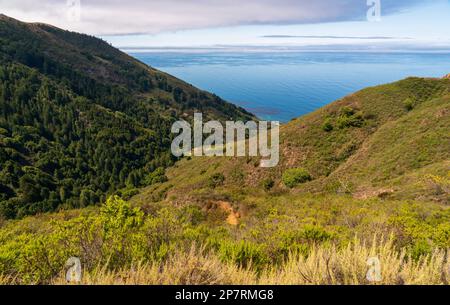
[132,51,450,122]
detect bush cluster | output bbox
[282,168,312,188]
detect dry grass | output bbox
[261,237,449,285]
[52,246,255,285]
[51,238,449,285]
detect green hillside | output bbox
[0,15,252,218]
[1,75,449,284]
[135,77,449,207]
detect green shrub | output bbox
[261,178,275,191]
[143,167,168,186]
[301,225,333,243]
[218,240,267,270]
[341,106,355,117]
[120,188,139,200]
[410,240,432,261]
[336,113,364,128]
[282,168,312,188]
[100,196,144,239]
[208,173,225,188]
[336,107,364,129]
[322,118,334,132]
[403,98,415,111]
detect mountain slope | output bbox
[0,14,252,122]
[0,15,253,218]
[131,76,450,211]
[327,93,450,201]
[0,68,449,284]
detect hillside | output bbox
[0,15,253,218]
[133,76,450,209]
[0,14,252,121]
[0,75,449,284]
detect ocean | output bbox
[131,51,450,122]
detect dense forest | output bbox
[0,15,253,218]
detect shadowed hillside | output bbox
[0,15,253,218]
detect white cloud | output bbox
[0,0,426,35]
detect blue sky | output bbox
[1,0,449,51]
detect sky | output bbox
[1,0,450,51]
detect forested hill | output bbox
[0,14,252,121]
[0,15,253,218]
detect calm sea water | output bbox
[131,52,450,122]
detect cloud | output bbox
[261,35,412,40]
[0,0,427,35]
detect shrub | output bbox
[336,113,364,129]
[403,98,415,111]
[341,106,355,117]
[282,168,312,188]
[208,173,225,188]
[301,225,333,244]
[410,240,432,261]
[261,178,275,191]
[322,118,334,132]
[218,240,267,270]
[100,196,144,231]
[143,167,168,186]
[336,107,364,129]
[120,188,139,200]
